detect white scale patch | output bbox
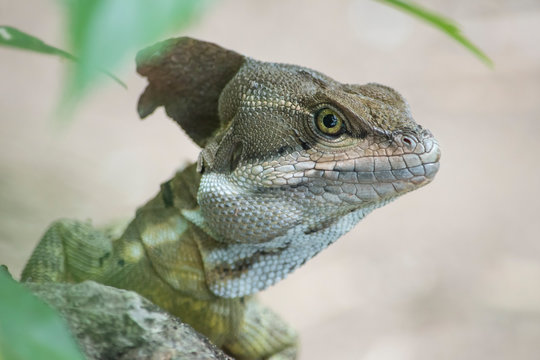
[124,242,144,262]
[141,216,188,246]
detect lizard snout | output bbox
[416,130,441,182]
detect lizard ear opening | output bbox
[136,37,246,148]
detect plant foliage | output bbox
[377,0,493,66]
[0,0,491,111]
[0,267,85,360]
[60,0,212,98]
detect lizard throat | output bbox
[184,190,394,298]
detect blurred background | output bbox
[1,0,539,359]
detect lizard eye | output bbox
[315,108,345,136]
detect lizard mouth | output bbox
[264,134,441,204]
[326,136,440,203]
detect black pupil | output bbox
[322,114,338,128]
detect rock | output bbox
[25,281,232,360]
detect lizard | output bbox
[21,37,441,360]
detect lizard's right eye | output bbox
[315,108,345,137]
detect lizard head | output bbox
[137,37,440,246]
[137,37,441,297]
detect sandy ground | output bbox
[1,0,540,359]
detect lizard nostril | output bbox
[402,136,414,147]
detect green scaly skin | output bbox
[21,37,441,360]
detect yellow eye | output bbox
[316,108,344,136]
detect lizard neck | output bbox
[182,171,393,298]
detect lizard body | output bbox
[22,38,440,359]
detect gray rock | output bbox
[25,281,232,360]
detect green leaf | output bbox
[375,0,493,67]
[0,25,76,60]
[0,25,126,88]
[60,0,213,100]
[0,269,86,360]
